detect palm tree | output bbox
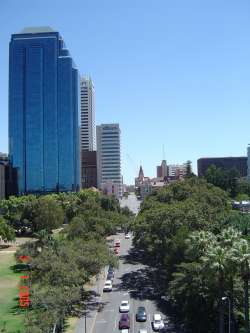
[219,227,242,333]
[232,238,250,333]
[202,244,232,333]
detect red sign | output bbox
[18,256,30,308]
[19,255,30,263]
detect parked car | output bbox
[136,306,147,322]
[103,280,112,292]
[119,300,130,312]
[125,233,131,239]
[152,314,164,331]
[119,313,130,329]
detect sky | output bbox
[1,0,250,184]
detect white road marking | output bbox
[96,320,107,324]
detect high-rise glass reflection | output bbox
[9,27,80,194]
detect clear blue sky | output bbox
[1,0,250,184]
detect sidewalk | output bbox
[74,267,108,333]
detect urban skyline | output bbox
[1,1,250,184]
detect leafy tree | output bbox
[31,196,64,232]
[204,165,241,198]
[0,216,15,241]
[185,160,193,178]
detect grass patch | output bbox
[0,252,25,333]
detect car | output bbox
[136,306,147,321]
[119,300,130,312]
[139,330,148,333]
[119,313,130,329]
[125,233,131,239]
[152,314,164,331]
[108,265,114,273]
[114,247,119,255]
[159,322,175,332]
[114,239,121,247]
[107,271,114,280]
[103,280,112,292]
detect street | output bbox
[92,234,168,333]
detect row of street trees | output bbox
[133,177,250,332]
[0,189,134,333]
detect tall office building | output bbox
[9,27,80,194]
[197,157,247,177]
[96,124,122,198]
[80,77,96,151]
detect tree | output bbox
[232,239,250,333]
[32,196,64,232]
[0,216,15,241]
[185,160,193,178]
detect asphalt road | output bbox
[92,234,167,333]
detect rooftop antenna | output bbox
[162,144,166,161]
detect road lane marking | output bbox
[96,320,107,324]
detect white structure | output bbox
[168,164,187,178]
[80,77,96,151]
[247,144,250,182]
[96,124,122,198]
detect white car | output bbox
[152,314,164,331]
[125,233,131,239]
[103,280,112,292]
[119,300,130,312]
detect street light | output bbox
[222,296,231,333]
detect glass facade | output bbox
[9,27,80,194]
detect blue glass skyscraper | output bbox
[9,27,80,194]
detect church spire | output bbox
[138,165,144,180]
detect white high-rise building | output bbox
[96,124,122,198]
[80,77,96,151]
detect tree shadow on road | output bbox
[116,253,188,333]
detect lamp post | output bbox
[222,296,231,333]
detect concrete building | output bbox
[156,160,167,178]
[197,157,247,177]
[0,153,9,165]
[81,151,97,188]
[9,27,80,194]
[168,164,187,178]
[96,124,122,198]
[0,163,5,200]
[80,77,96,151]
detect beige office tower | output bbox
[96,124,122,199]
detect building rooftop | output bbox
[19,26,55,34]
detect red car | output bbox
[119,313,130,329]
